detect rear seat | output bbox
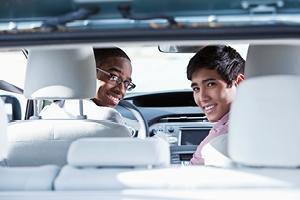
[55,136,300,191]
[0,165,59,191]
[54,137,170,190]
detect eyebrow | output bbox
[107,67,132,82]
[190,78,216,88]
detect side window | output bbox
[0,50,27,121]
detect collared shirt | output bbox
[190,112,229,165]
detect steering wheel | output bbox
[118,100,149,139]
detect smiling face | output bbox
[94,57,132,108]
[191,68,238,122]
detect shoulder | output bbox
[202,134,232,167]
[82,100,125,124]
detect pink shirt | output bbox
[190,112,229,165]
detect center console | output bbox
[150,119,212,164]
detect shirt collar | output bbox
[213,112,230,129]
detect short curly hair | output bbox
[186,45,245,86]
[93,47,130,67]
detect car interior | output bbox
[0,0,300,199]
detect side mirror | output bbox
[0,95,21,122]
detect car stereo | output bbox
[169,127,210,164]
[149,122,212,164]
[178,128,210,146]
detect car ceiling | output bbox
[1,0,300,19]
[1,0,300,48]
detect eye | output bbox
[207,81,216,87]
[123,80,130,87]
[109,74,119,81]
[192,87,200,92]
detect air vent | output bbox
[159,115,207,123]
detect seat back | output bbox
[6,120,131,166]
[0,100,60,191]
[6,47,131,166]
[229,75,300,167]
[229,44,300,167]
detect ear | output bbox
[234,73,245,86]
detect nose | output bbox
[115,82,126,95]
[196,87,209,103]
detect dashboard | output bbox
[117,90,213,164]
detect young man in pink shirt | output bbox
[187,45,245,165]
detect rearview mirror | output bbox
[158,45,204,53]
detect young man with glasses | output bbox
[40,47,135,124]
[93,48,135,108]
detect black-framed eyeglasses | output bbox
[96,68,136,91]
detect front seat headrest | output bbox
[246,45,300,78]
[24,48,96,100]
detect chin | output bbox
[208,118,218,123]
[109,102,118,108]
[207,114,220,123]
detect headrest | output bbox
[246,45,300,78]
[67,138,170,167]
[24,48,96,99]
[229,75,300,167]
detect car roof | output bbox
[0,0,300,48]
[1,0,300,19]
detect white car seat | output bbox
[229,44,300,167]
[0,99,59,190]
[229,75,300,167]
[5,48,131,167]
[54,137,300,190]
[55,137,170,190]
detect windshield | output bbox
[0,50,26,88]
[0,45,248,95]
[0,50,27,119]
